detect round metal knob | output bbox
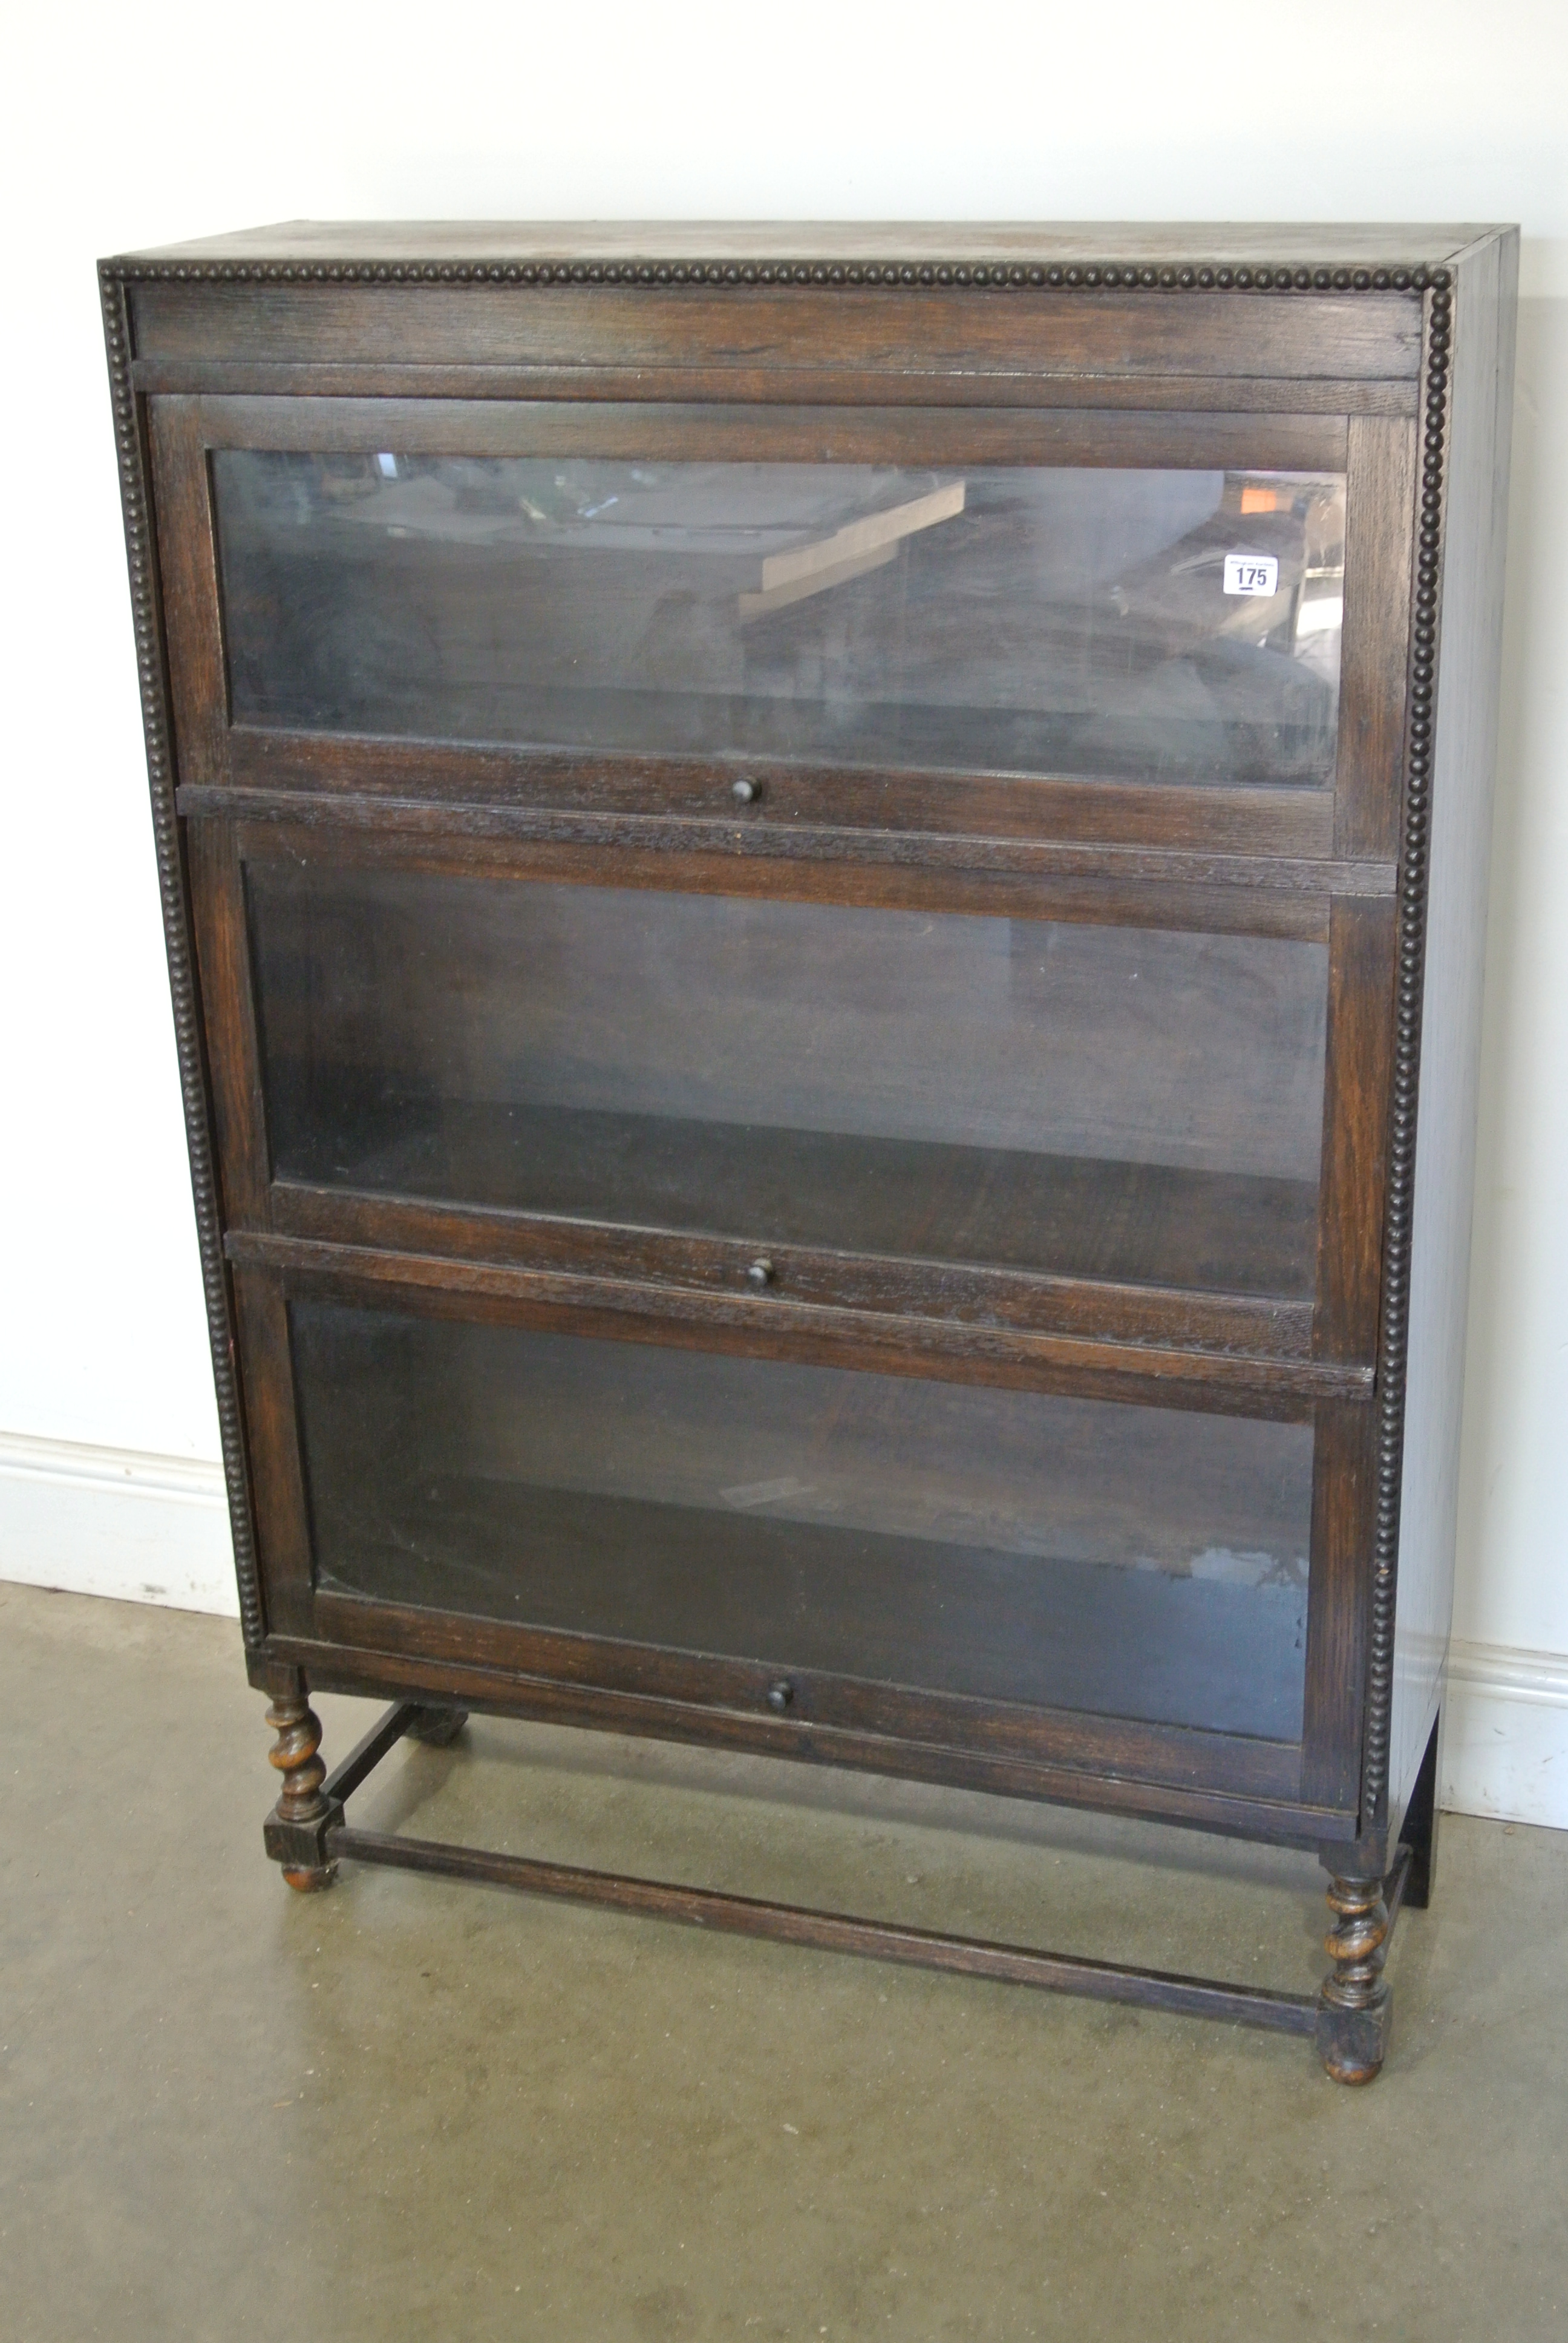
[766,1679,794,1713]
[746,1257,776,1290]
[731,777,760,804]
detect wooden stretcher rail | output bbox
[317,1702,1414,2039]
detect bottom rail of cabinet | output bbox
[271,1701,1414,2070]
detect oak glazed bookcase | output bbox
[102,221,1517,2081]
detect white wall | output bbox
[3,2,1564,1817]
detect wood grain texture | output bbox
[259,1625,1358,1845]
[227,1270,314,1641]
[114,220,1493,269]
[130,358,1418,415]
[185,822,271,1227]
[128,283,1422,382]
[1336,415,1419,859]
[223,814,1336,945]
[145,399,227,787]
[181,391,1350,469]
[192,778,1380,901]
[308,1581,1304,1799]
[1301,1400,1377,1809]
[201,755,1345,867]
[226,1231,1370,1411]
[1314,898,1397,1362]
[270,1182,1317,1358]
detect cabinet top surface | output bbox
[106,218,1513,272]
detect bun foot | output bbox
[280,1860,336,1893]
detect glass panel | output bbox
[294,1301,1312,1742]
[250,865,1328,1299]
[215,451,1345,789]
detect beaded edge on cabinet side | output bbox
[97,263,266,1647]
[104,257,1451,290]
[1362,277,1451,1830]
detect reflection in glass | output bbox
[216,453,1346,787]
[295,1302,1313,1740]
[250,865,1329,1299]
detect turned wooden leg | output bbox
[263,1689,339,1892]
[1315,1873,1392,2083]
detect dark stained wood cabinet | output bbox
[101,221,1517,2080]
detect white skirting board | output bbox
[0,1430,238,1619]
[1440,1640,1568,1830]
[1,1432,1563,1826]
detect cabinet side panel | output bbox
[1389,232,1518,1830]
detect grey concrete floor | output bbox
[1,1581,1564,2341]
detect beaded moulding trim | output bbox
[105,256,1452,292]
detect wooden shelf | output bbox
[283,1099,1319,1302]
[315,1481,1307,1744]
